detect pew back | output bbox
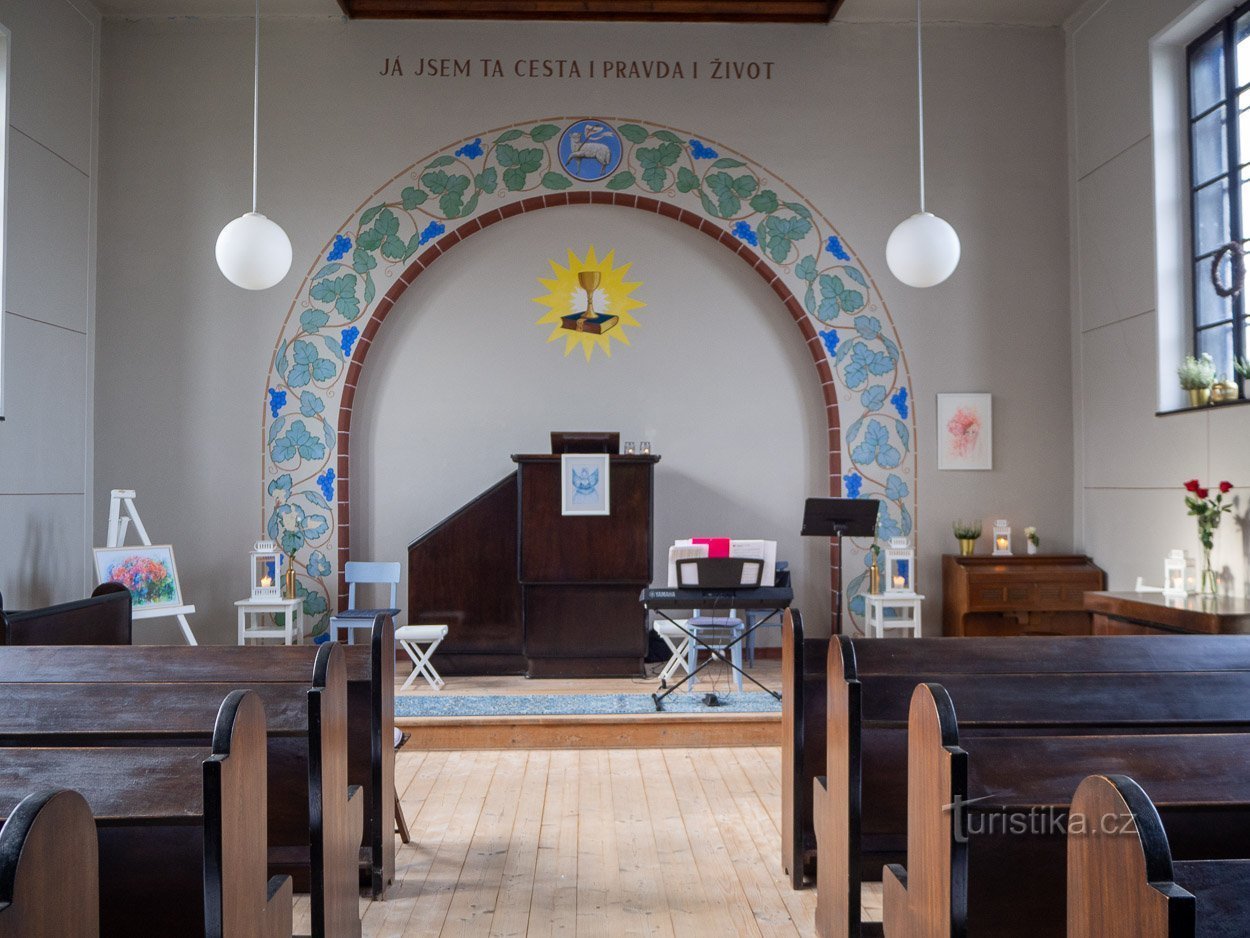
[781,608,828,888]
[0,583,131,646]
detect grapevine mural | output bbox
[262,117,917,637]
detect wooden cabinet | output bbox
[942,555,1106,637]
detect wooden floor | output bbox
[304,745,829,936]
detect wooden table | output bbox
[1086,591,1250,635]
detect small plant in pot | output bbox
[953,520,982,557]
[1178,353,1216,407]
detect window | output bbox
[0,27,8,420]
[1187,7,1250,389]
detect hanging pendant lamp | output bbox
[886,0,960,289]
[215,0,292,291]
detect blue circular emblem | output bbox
[558,119,623,182]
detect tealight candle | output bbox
[260,575,273,588]
[996,535,1008,550]
[893,574,907,589]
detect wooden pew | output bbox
[781,607,827,888]
[0,689,292,937]
[0,612,396,899]
[0,643,363,938]
[1067,773,1250,938]
[0,582,130,645]
[0,789,100,937]
[814,635,1250,938]
[881,682,1250,938]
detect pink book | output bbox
[690,537,731,558]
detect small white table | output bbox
[236,597,304,645]
[864,592,925,639]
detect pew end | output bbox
[1067,774,1195,938]
[203,690,294,938]
[814,636,860,938]
[880,683,966,938]
[0,789,99,938]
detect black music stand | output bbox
[801,497,879,636]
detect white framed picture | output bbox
[561,453,611,516]
[937,393,992,470]
[93,544,184,610]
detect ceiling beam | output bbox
[337,0,844,23]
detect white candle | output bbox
[893,575,906,588]
[260,575,273,588]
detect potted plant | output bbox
[1235,356,1250,394]
[1178,353,1216,406]
[953,520,982,557]
[1024,526,1040,555]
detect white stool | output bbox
[396,624,448,690]
[864,593,925,639]
[236,597,304,645]
[654,619,693,685]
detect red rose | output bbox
[1197,487,1210,499]
[1220,481,1233,493]
[1184,479,1201,492]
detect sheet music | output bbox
[729,540,777,586]
[667,544,709,587]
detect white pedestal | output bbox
[236,598,304,646]
[864,592,925,639]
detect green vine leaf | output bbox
[750,190,779,214]
[475,167,498,194]
[541,172,573,190]
[352,246,376,274]
[299,308,329,334]
[711,157,747,169]
[359,204,384,227]
[309,274,360,321]
[652,129,683,145]
[425,155,455,169]
[676,167,700,193]
[606,171,636,190]
[617,123,649,144]
[401,186,427,210]
[497,144,543,191]
[530,123,560,142]
[494,129,524,144]
[637,142,681,192]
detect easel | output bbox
[105,489,198,645]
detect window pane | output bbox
[1196,256,1235,326]
[1193,30,1227,114]
[1198,323,1235,379]
[1196,176,1231,255]
[1238,12,1250,87]
[1193,107,1229,185]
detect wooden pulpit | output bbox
[513,453,658,677]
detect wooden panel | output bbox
[1086,591,1250,635]
[340,0,844,22]
[517,456,655,584]
[1,584,131,646]
[394,713,779,749]
[408,473,522,667]
[943,554,1106,637]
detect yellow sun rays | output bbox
[532,246,645,360]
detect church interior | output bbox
[2,0,1249,934]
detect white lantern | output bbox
[884,536,916,594]
[1162,549,1195,597]
[250,539,284,600]
[992,520,1012,556]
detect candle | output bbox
[260,575,273,588]
[893,575,907,588]
[996,536,1008,550]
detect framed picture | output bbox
[561,453,611,516]
[93,544,184,610]
[937,393,993,470]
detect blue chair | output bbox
[329,561,401,645]
[745,561,789,667]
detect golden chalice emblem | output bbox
[561,269,618,334]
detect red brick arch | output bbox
[333,189,843,623]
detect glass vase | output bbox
[1201,548,1219,595]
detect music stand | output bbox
[801,497,880,635]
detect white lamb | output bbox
[566,127,613,175]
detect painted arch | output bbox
[261,117,917,636]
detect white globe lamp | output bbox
[886,212,961,288]
[888,0,961,289]
[216,212,292,290]
[216,0,291,292]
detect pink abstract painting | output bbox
[937,393,992,470]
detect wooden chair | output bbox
[330,562,401,646]
[0,789,99,937]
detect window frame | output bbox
[1187,4,1250,394]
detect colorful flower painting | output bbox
[93,545,183,609]
[937,393,992,470]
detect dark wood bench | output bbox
[814,635,1250,938]
[1068,773,1250,938]
[0,642,362,938]
[0,612,395,899]
[0,789,100,937]
[881,682,1250,938]
[0,582,131,645]
[781,607,827,888]
[0,689,292,937]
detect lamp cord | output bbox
[915,0,925,213]
[251,0,258,213]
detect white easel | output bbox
[105,489,198,645]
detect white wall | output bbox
[95,15,1072,643]
[1068,0,1250,595]
[0,0,98,608]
